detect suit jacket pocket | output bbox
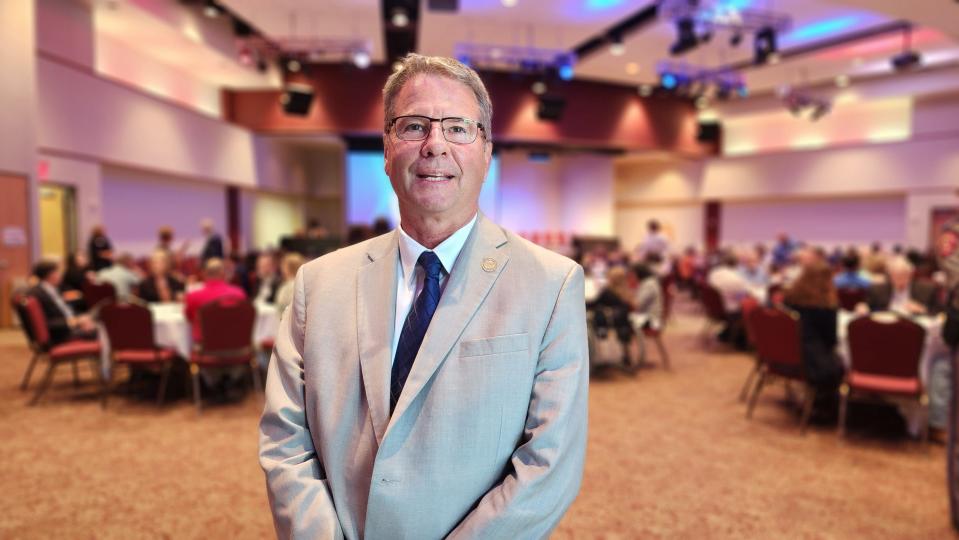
[459,333,529,358]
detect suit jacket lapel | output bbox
[387,214,511,433]
[357,231,398,446]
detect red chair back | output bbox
[747,306,803,376]
[83,280,117,310]
[699,283,727,322]
[197,297,255,354]
[100,302,156,351]
[21,296,51,349]
[837,288,866,311]
[847,315,925,379]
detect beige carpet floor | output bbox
[0,297,954,539]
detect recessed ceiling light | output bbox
[835,74,850,88]
[391,9,409,28]
[639,84,653,97]
[610,40,625,56]
[625,62,640,75]
[695,96,710,109]
[352,50,371,69]
[531,81,547,95]
[287,59,301,73]
[502,0,518,6]
[767,52,781,65]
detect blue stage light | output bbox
[558,63,574,81]
[661,73,678,89]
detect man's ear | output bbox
[383,133,391,176]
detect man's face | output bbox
[47,268,63,287]
[257,256,275,277]
[383,74,491,223]
[890,268,912,290]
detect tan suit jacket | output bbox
[259,214,589,539]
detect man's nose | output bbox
[420,121,449,157]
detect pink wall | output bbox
[721,196,906,248]
[100,166,227,257]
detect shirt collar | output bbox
[398,214,478,286]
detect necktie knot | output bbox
[417,251,443,281]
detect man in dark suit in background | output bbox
[250,252,281,305]
[200,218,224,263]
[28,261,96,345]
[865,256,941,314]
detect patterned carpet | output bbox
[0,297,954,539]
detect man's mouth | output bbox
[417,174,455,182]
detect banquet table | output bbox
[99,301,280,376]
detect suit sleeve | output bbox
[448,264,589,540]
[259,268,344,540]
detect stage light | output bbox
[556,55,575,81]
[352,50,371,69]
[754,26,778,65]
[661,73,678,89]
[670,18,699,56]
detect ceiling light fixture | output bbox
[626,62,640,75]
[531,81,547,95]
[609,34,625,56]
[639,84,653,97]
[352,50,371,69]
[203,1,221,19]
[287,58,302,73]
[391,8,410,28]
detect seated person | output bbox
[737,247,769,289]
[60,251,92,313]
[251,252,282,305]
[28,260,96,346]
[707,251,757,349]
[184,258,247,343]
[95,252,142,301]
[273,253,305,317]
[833,251,871,290]
[137,250,185,303]
[588,266,635,361]
[631,263,663,331]
[783,260,844,415]
[865,256,941,315]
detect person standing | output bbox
[199,218,224,263]
[259,53,588,539]
[87,225,113,272]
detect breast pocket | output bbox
[459,333,529,358]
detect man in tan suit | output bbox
[259,54,588,539]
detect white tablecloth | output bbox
[99,302,280,376]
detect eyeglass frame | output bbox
[387,115,488,144]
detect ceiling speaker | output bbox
[280,83,314,116]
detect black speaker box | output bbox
[280,83,314,116]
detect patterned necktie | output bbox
[391,251,444,413]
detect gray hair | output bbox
[887,256,914,275]
[382,53,492,142]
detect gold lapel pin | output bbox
[481,258,498,272]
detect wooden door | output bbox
[0,174,31,327]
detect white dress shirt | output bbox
[391,214,477,365]
[41,281,74,319]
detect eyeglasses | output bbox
[388,115,486,145]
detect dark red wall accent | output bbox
[226,186,240,256]
[223,64,716,155]
[705,200,721,254]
